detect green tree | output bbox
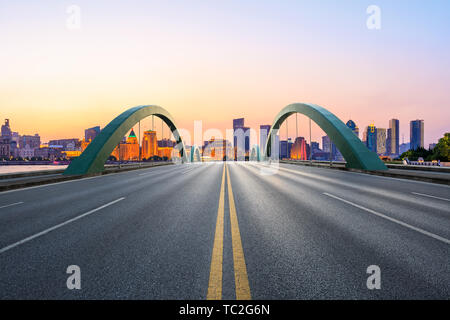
[400,147,432,161]
[431,132,450,161]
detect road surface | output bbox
[0,162,448,299]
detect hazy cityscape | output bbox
[0,116,434,165]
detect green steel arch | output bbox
[64,105,187,175]
[190,145,202,162]
[265,103,387,171]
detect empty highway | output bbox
[0,162,449,299]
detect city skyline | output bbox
[1,1,449,146]
[0,115,436,148]
[0,113,437,163]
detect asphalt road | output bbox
[0,162,448,299]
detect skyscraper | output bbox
[410,120,424,150]
[290,137,307,160]
[321,135,343,161]
[279,139,293,159]
[346,120,359,138]
[376,128,387,155]
[233,118,248,160]
[322,135,331,153]
[388,119,399,155]
[259,124,271,156]
[364,124,377,153]
[111,129,139,161]
[142,130,157,159]
[233,118,244,130]
[1,119,11,138]
[85,126,101,142]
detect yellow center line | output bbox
[206,163,226,300]
[226,163,252,300]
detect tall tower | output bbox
[346,120,359,138]
[389,119,399,155]
[142,130,157,159]
[376,128,387,155]
[259,124,271,156]
[365,124,377,153]
[1,119,12,138]
[410,120,424,150]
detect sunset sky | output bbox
[1,0,449,146]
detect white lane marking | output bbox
[181,168,197,175]
[138,166,179,176]
[0,197,125,254]
[323,192,450,245]
[137,164,190,176]
[411,192,450,202]
[259,164,450,208]
[0,202,24,209]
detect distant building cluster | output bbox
[230,117,427,162]
[88,128,178,161]
[0,120,178,162]
[0,119,44,160]
[0,115,429,163]
[360,119,424,159]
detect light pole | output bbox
[138,120,141,166]
[309,118,312,164]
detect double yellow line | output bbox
[207,163,251,300]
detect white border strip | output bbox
[323,192,450,245]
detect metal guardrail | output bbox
[281,159,450,173]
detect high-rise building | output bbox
[1,119,12,138]
[310,141,320,156]
[233,118,249,160]
[322,135,342,161]
[233,118,244,130]
[290,137,308,160]
[85,126,101,142]
[410,120,424,150]
[322,135,331,153]
[259,124,271,156]
[142,130,157,159]
[388,119,399,155]
[346,120,359,138]
[376,128,387,155]
[279,139,293,159]
[111,129,140,161]
[0,137,10,158]
[364,124,377,153]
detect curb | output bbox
[280,161,450,186]
[0,162,174,192]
